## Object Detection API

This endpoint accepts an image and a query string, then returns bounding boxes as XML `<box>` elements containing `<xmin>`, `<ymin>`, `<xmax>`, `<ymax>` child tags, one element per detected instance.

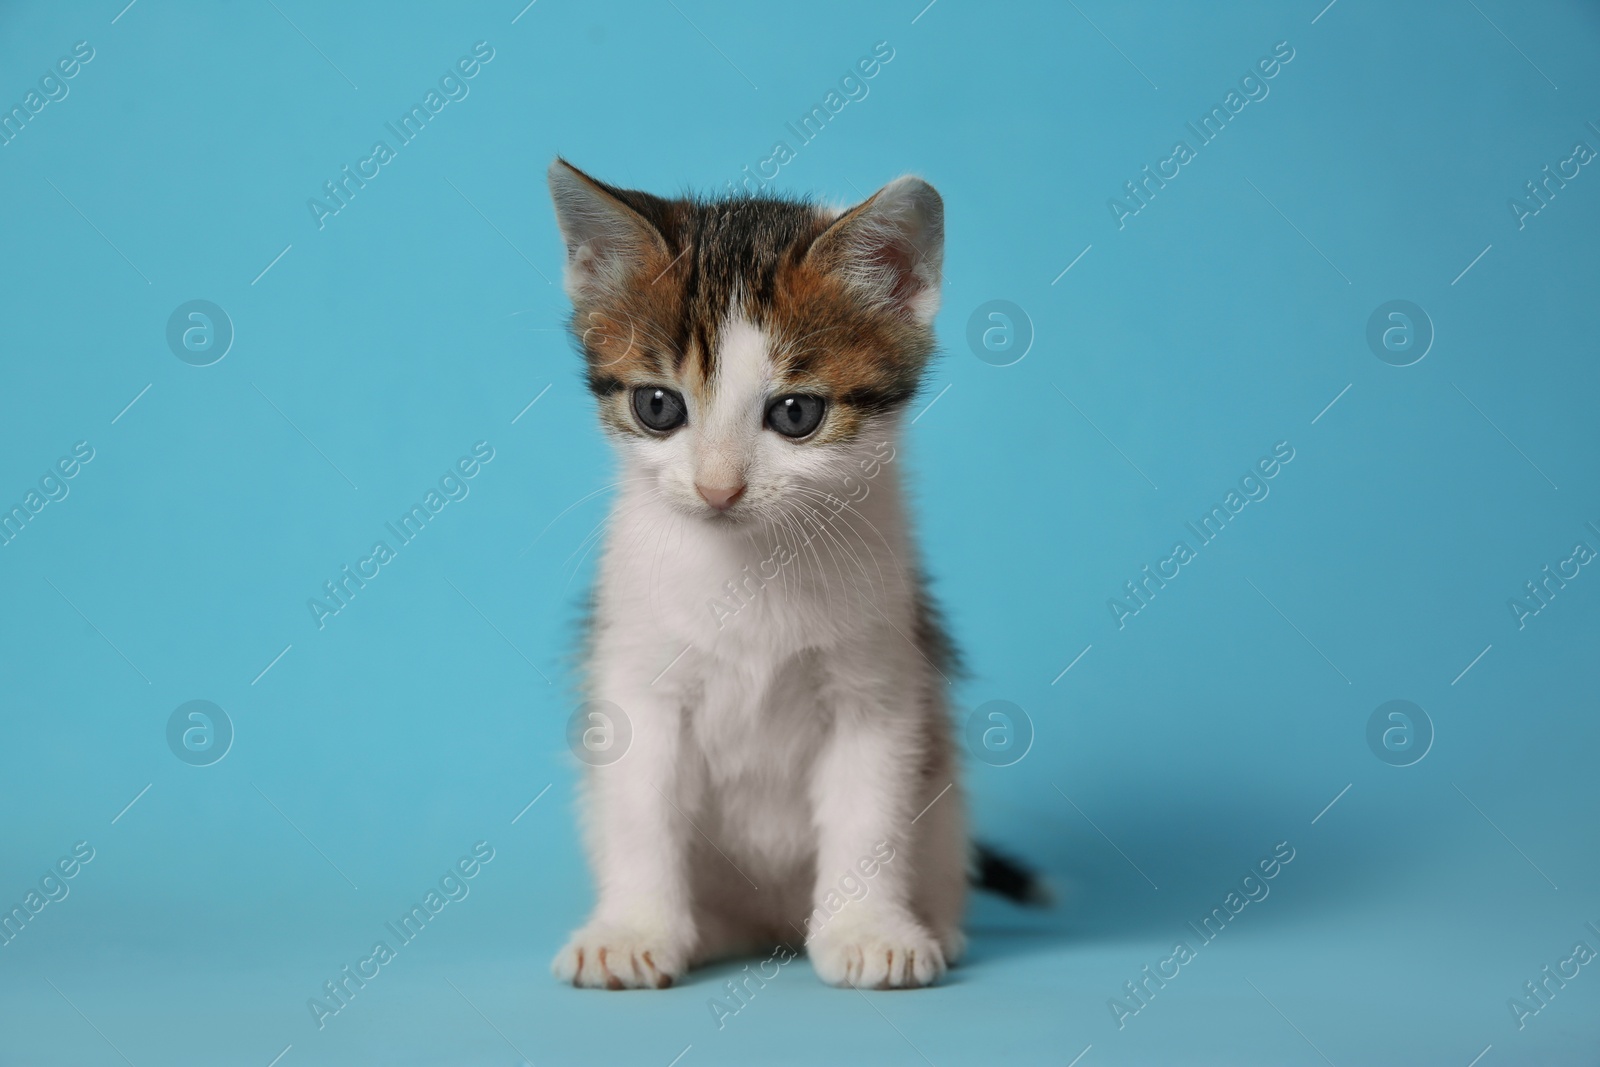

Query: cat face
<box><xmin>548</xmin><ymin>160</ymin><xmax>943</xmax><ymax>525</ymax></box>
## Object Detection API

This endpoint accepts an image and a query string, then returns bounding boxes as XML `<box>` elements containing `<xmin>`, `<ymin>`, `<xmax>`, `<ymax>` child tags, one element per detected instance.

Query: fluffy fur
<box><xmin>547</xmin><ymin>159</ymin><xmax>964</xmax><ymax>990</ymax></box>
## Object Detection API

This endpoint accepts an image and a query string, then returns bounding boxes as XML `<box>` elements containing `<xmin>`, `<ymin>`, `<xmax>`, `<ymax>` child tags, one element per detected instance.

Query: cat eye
<box><xmin>765</xmin><ymin>394</ymin><xmax>826</xmax><ymax>439</ymax></box>
<box><xmin>631</xmin><ymin>386</ymin><xmax>687</xmax><ymax>433</ymax></box>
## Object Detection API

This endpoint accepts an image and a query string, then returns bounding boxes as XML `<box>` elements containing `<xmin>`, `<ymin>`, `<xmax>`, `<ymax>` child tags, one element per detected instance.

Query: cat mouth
<box><xmin>700</xmin><ymin>505</ymin><xmax>748</xmax><ymax>524</ymax></box>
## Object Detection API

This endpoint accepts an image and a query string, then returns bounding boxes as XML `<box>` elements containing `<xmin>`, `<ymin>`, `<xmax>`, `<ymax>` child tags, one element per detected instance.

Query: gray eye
<box><xmin>632</xmin><ymin>386</ymin><xmax>687</xmax><ymax>433</ymax></box>
<box><xmin>766</xmin><ymin>394</ymin><xmax>826</xmax><ymax>439</ymax></box>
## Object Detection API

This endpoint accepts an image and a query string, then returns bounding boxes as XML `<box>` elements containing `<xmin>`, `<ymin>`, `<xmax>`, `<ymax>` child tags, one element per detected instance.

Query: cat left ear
<box><xmin>548</xmin><ymin>158</ymin><xmax>670</xmax><ymax>300</ymax></box>
<box><xmin>807</xmin><ymin>176</ymin><xmax>944</xmax><ymax>325</ymax></box>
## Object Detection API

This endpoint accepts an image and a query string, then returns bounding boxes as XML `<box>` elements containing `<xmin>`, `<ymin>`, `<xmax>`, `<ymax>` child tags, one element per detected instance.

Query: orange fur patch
<box><xmin>567</xmin><ymin>190</ymin><xmax>934</xmax><ymax>443</ymax></box>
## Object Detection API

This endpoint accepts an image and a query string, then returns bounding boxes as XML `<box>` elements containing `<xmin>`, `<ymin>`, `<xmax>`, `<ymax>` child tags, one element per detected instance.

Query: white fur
<box><xmin>553</xmin><ymin>312</ymin><xmax>965</xmax><ymax>990</ymax></box>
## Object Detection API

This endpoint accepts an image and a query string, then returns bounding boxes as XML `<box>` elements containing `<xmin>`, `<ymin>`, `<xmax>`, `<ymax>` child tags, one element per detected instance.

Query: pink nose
<box><xmin>697</xmin><ymin>482</ymin><xmax>746</xmax><ymax>511</ymax></box>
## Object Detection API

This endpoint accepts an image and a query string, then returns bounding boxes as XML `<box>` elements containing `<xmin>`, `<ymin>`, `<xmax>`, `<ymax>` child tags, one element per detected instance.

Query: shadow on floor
<box><xmin>959</xmin><ymin>782</ymin><xmax>1421</xmax><ymax>965</ymax></box>
<box><xmin>675</xmin><ymin>784</ymin><xmax>1417</xmax><ymax>984</ymax></box>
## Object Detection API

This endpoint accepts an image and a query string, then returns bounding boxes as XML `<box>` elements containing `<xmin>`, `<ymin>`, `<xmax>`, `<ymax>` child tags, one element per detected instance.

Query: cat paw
<box><xmin>939</xmin><ymin>927</ymin><xmax>967</xmax><ymax>966</ymax></box>
<box><xmin>808</xmin><ymin>918</ymin><xmax>947</xmax><ymax>989</ymax></box>
<box><xmin>551</xmin><ymin>923</ymin><xmax>687</xmax><ymax>989</ymax></box>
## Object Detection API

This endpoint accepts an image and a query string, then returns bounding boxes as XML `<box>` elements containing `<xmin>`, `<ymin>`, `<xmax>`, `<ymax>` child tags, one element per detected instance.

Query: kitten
<box><xmin>547</xmin><ymin>159</ymin><xmax>967</xmax><ymax>990</ymax></box>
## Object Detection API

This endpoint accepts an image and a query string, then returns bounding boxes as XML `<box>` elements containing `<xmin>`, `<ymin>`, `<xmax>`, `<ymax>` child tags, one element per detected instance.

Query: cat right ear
<box><xmin>548</xmin><ymin>159</ymin><xmax>670</xmax><ymax>300</ymax></box>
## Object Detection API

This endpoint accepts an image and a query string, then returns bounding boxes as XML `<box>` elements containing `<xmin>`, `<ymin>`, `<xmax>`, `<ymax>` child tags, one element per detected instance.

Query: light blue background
<box><xmin>2</xmin><ymin>1</ymin><xmax>1598</xmax><ymax>1064</ymax></box>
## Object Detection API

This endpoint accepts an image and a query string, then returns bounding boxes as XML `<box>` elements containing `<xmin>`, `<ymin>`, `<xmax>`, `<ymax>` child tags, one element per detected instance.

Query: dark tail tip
<box><xmin>971</xmin><ymin>842</ymin><xmax>1053</xmax><ymax>907</ymax></box>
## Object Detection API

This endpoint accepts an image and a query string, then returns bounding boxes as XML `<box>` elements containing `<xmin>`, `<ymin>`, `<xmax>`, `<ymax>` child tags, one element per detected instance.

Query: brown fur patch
<box><xmin>559</xmin><ymin>164</ymin><xmax>936</xmax><ymax>443</ymax></box>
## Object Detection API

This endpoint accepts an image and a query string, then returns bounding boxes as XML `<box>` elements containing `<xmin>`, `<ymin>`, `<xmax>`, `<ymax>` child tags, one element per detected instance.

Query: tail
<box><xmin>970</xmin><ymin>842</ymin><xmax>1052</xmax><ymax>906</ymax></box>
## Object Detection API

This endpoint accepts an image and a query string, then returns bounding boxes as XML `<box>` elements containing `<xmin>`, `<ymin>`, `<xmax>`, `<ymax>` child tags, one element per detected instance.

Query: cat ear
<box><xmin>807</xmin><ymin>176</ymin><xmax>944</xmax><ymax>324</ymax></box>
<box><xmin>547</xmin><ymin>158</ymin><xmax>670</xmax><ymax>300</ymax></box>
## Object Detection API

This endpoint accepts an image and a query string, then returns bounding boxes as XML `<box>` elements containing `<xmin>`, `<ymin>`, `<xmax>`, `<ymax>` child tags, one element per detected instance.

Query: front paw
<box><xmin>551</xmin><ymin>922</ymin><xmax>688</xmax><ymax>989</ymax></box>
<box><xmin>808</xmin><ymin>916</ymin><xmax>947</xmax><ymax>989</ymax></box>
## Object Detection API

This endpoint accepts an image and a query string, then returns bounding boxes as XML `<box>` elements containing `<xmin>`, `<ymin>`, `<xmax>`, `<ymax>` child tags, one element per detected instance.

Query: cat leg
<box><xmin>910</xmin><ymin>747</ymin><xmax>968</xmax><ymax>966</ymax></box>
<box><xmin>552</xmin><ymin>679</ymin><xmax>698</xmax><ymax>989</ymax></box>
<box><xmin>804</xmin><ymin>664</ymin><xmax>953</xmax><ymax>989</ymax></box>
